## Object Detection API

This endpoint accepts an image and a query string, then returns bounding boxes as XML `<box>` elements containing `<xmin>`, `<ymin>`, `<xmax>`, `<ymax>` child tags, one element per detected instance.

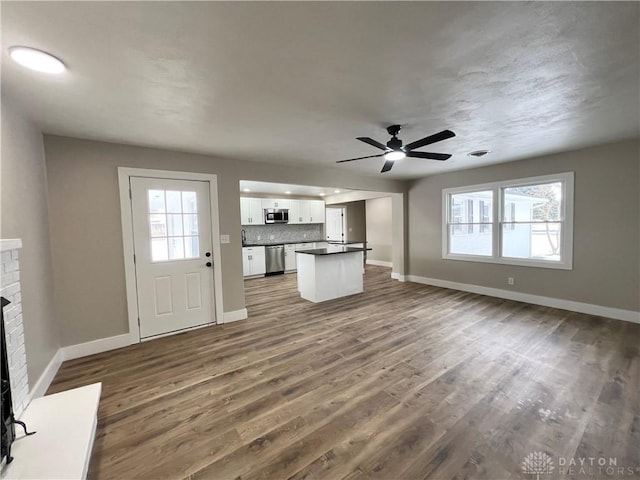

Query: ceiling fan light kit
<box><xmin>337</xmin><ymin>125</ymin><xmax>455</xmax><ymax>173</ymax></box>
<box><xmin>384</xmin><ymin>150</ymin><xmax>406</xmax><ymax>161</ymax></box>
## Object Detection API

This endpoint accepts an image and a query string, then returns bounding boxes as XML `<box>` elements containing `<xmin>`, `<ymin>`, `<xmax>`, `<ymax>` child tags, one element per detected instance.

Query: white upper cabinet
<box><xmin>240</xmin><ymin>198</ymin><xmax>264</xmax><ymax>225</ymax></box>
<box><xmin>261</xmin><ymin>198</ymin><xmax>290</xmax><ymax>210</ymax></box>
<box><xmin>309</xmin><ymin>200</ymin><xmax>325</xmax><ymax>224</ymax></box>
<box><xmin>296</xmin><ymin>201</ymin><xmax>310</xmax><ymax>224</ymax></box>
<box><xmin>242</xmin><ymin>197</ymin><xmax>325</xmax><ymax>225</ymax></box>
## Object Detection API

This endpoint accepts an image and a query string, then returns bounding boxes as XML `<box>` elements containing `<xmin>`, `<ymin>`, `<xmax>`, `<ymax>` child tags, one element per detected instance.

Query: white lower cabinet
<box><xmin>285</xmin><ymin>243</ymin><xmax>315</xmax><ymax>273</ymax></box>
<box><xmin>242</xmin><ymin>246</ymin><xmax>266</xmax><ymax>277</ymax></box>
<box><xmin>284</xmin><ymin>244</ymin><xmax>297</xmax><ymax>271</ymax></box>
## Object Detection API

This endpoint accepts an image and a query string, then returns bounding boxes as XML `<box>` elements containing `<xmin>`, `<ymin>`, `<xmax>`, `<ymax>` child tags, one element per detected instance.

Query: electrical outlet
<box><xmin>303</xmin><ymin>234</ymin><xmax>307</xmax><ymax>238</ymax></box>
<box><xmin>507</xmin><ymin>277</ymin><xmax>515</xmax><ymax>285</ymax></box>
<box><xmin>257</xmin><ymin>235</ymin><xmax>261</xmax><ymax>240</ymax></box>
<box><xmin>269</xmin><ymin>235</ymin><xmax>274</xmax><ymax>240</ymax></box>
<box><xmin>220</xmin><ymin>234</ymin><xmax>230</xmax><ymax>244</ymax></box>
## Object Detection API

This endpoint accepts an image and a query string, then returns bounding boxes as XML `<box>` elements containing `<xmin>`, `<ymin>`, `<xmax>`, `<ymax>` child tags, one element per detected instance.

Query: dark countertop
<box><xmin>295</xmin><ymin>246</ymin><xmax>372</xmax><ymax>256</ymax></box>
<box><xmin>328</xmin><ymin>240</ymin><xmax>367</xmax><ymax>245</ymax></box>
<box><xmin>242</xmin><ymin>239</ymin><xmax>325</xmax><ymax>247</ymax></box>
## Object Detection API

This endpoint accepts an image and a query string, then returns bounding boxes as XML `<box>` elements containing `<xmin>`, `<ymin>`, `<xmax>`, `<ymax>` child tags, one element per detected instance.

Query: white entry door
<box><xmin>326</xmin><ymin>207</ymin><xmax>346</xmax><ymax>242</ymax></box>
<box><xmin>130</xmin><ymin>177</ymin><xmax>215</xmax><ymax>339</ymax></box>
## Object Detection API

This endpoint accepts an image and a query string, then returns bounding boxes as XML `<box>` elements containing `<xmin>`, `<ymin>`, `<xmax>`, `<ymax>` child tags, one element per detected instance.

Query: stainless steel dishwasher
<box><xmin>265</xmin><ymin>245</ymin><xmax>285</xmax><ymax>276</ymax></box>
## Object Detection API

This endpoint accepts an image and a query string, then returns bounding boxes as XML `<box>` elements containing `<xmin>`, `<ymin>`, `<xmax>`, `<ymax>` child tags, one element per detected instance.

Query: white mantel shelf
<box><xmin>2</xmin><ymin>383</ymin><xmax>102</xmax><ymax>480</ymax></box>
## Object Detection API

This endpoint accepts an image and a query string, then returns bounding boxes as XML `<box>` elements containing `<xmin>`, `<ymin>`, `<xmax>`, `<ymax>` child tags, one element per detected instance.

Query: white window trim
<box><xmin>441</xmin><ymin>172</ymin><xmax>574</xmax><ymax>270</ymax></box>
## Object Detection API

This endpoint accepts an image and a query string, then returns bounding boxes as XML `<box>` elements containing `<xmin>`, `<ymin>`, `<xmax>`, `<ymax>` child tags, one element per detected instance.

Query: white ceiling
<box><xmin>2</xmin><ymin>2</ymin><xmax>638</xmax><ymax>180</ymax></box>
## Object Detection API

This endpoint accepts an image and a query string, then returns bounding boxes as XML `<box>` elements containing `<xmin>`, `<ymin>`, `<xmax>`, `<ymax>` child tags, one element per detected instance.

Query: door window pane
<box><xmin>166</xmin><ymin>191</ymin><xmax>182</xmax><ymax>213</ymax></box>
<box><xmin>182</xmin><ymin>191</ymin><xmax>197</xmax><ymax>213</ymax></box>
<box><xmin>183</xmin><ymin>214</ymin><xmax>198</xmax><ymax>236</ymax></box>
<box><xmin>167</xmin><ymin>214</ymin><xmax>184</xmax><ymax>236</ymax></box>
<box><xmin>184</xmin><ymin>236</ymin><xmax>199</xmax><ymax>258</ymax></box>
<box><xmin>149</xmin><ymin>214</ymin><xmax>167</xmax><ymax>237</ymax></box>
<box><xmin>148</xmin><ymin>190</ymin><xmax>165</xmax><ymax>213</ymax></box>
<box><xmin>148</xmin><ymin>189</ymin><xmax>200</xmax><ymax>262</ymax></box>
<box><xmin>168</xmin><ymin>237</ymin><xmax>185</xmax><ymax>260</ymax></box>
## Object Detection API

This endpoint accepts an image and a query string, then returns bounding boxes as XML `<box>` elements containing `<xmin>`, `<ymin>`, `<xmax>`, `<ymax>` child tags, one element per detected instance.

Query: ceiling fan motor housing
<box><xmin>387</xmin><ymin>136</ymin><xmax>403</xmax><ymax>150</ymax></box>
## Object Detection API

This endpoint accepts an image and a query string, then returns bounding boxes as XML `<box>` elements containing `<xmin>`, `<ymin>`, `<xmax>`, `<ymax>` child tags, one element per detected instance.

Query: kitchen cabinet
<box><xmin>242</xmin><ymin>197</ymin><xmax>324</xmax><ymax>225</ymax></box>
<box><xmin>240</xmin><ymin>198</ymin><xmax>264</xmax><ymax>225</ymax></box>
<box><xmin>242</xmin><ymin>246</ymin><xmax>266</xmax><ymax>277</ymax></box>
<box><xmin>309</xmin><ymin>200</ymin><xmax>325</xmax><ymax>224</ymax></box>
<box><xmin>289</xmin><ymin>200</ymin><xmax>325</xmax><ymax>224</ymax></box>
<box><xmin>284</xmin><ymin>244</ymin><xmax>297</xmax><ymax>271</ymax></box>
<box><xmin>261</xmin><ymin>198</ymin><xmax>290</xmax><ymax>210</ymax></box>
<box><xmin>288</xmin><ymin>200</ymin><xmax>308</xmax><ymax>224</ymax></box>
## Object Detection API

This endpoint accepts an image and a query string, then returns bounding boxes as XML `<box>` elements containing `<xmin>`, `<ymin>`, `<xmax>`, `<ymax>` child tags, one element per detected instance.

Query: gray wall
<box><xmin>408</xmin><ymin>138</ymin><xmax>640</xmax><ymax>311</ymax></box>
<box><xmin>1</xmin><ymin>96</ymin><xmax>60</xmax><ymax>386</ymax></box>
<box><xmin>345</xmin><ymin>201</ymin><xmax>366</xmax><ymax>243</ymax></box>
<box><xmin>43</xmin><ymin>135</ymin><xmax>405</xmax><ymax>346</ymax></box>
<box><xmin>366</xmin><ymin>197</ymin><xmax>393</xmax><ymax>263</ymax></box>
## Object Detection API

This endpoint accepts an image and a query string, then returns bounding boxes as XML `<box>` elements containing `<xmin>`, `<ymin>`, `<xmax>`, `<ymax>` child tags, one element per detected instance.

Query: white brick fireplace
<box><xmin>1</xmin><ymin>238</ymin><xmax>29</xmax><ymax>417</ymax></box>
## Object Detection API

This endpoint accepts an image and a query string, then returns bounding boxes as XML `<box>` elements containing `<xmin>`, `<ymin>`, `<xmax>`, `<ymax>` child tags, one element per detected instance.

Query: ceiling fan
<box><xmin>337</xmin><ymin>125</ymin><xmax>455</xmax><ymax>173</ymax></box>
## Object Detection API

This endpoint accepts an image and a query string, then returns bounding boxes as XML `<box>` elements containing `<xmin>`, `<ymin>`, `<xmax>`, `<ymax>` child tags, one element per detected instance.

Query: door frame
<box><xmin>118</xmin><ymin>167</ymin><xmax>224</xmax><ymax>344</ymax></box>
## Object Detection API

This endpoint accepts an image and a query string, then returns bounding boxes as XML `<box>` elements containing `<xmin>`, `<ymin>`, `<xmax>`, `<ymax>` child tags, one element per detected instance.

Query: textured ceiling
<box><xmin>2</xmin><ymin>2</ymin><xmax>638</xmax><ymax>179</ymax></box>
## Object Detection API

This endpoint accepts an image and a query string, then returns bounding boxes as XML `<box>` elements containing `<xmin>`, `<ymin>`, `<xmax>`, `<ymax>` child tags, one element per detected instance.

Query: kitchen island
<box><xmin>296</xmin><ymin>246</ymin><xmax>370</xmax><ymax>303</ymax></box>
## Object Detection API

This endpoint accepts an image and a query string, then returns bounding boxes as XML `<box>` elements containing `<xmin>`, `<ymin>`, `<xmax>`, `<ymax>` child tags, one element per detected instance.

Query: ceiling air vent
<box><xmin>467</xmin><ymin>150</ymin><xmax>490</xmax><ymax>158</ymax></box>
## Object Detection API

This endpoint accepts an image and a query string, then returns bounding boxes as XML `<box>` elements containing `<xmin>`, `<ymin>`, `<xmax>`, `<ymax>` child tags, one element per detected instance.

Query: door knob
<box><xmin>206</xmin><ymin>262</ymin><xmax>212</xmax><ymax>267</ymax></box>
<box><xmin>205</xmin><ymin>252</ymin><xmax>211</xmax><ymax>257</ymax></box>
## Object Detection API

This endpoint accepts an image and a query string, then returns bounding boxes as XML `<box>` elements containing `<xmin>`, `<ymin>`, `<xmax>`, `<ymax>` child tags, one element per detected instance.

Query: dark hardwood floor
<box><xmin>48</xmin><ymin>266</ymin><xmax>640</xmax><ymax>479</ymax></box>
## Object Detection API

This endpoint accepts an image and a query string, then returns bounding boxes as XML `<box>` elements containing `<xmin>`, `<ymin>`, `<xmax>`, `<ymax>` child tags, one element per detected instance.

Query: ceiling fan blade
<box><xmin>336</xmin><ymin>153</ymin><xmax>384</xmax><ymax>163</ymax></box>
<box><xmin>381</xmin><ymin>160</ymin><xmax>394</xmax><ymax>173</ymax></box>
<box><xmin>406</xmin><ymin>151</ymin><xmax>452</xmax><ymax>161</ymax></box>
<box><xmin>405</xmin><ymin>129</ymin><xmax>455</xmax><ymax>151</ymax></box>
<box><xmin>357</xmin><ymin>137</ymin><xmax>387</xmax><ymax>151</ymax></box>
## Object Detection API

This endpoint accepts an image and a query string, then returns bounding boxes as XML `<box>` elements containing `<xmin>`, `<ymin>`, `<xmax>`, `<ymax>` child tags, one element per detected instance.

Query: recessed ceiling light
<box><xmin>319</xmin><ymin>193</ymin><xmax>325</xmax><ymax>197</ymax></box>
<box><xmin>468</xmin><ymin>150</ymin><xmax>490</xmax><ymax>158</ymax></box>
<box><xmin>384</xmin><ymin>151</ymin><xmax>406</xmax><ymax>161</ymax></box>
<box><xmin>334</xmin><ymin>190</ymin><xmax>341</xmax><ymax>194</ymax></box>
<box><xmin>285</xmin><ymin>191</ymin><xmax>291</xmax><ymax>194</ymax></box>
<box><xmin>243</xmin><ymin>188</ymin><xmax>250</xmax><ymax>192</ymax></box>
<box><xmin>9</xmin><ymin>46</ymin><xmax>66</xmax><ymax>74</ymax></box>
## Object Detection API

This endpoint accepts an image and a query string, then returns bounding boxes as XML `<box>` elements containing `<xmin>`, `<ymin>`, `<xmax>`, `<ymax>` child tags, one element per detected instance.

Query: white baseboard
<box><xmin>223</xmin><ymin>308</ymin><xmax>248</xmax><ymax>323</ymax></box>
<box><xmin>366</xmin><ymin>259</ymin><xmax>392</xmax><ymax>268</ymax></box>
<box><xmin>61</xmin><ymin>333</ymin><xmax>131</xmax><ymax>361</ymax></box>
<box><xmin>407</xmin><ymin>275</ymin><xmax>640</xmax><ymax>324</ymax></box>
<box><xmin>391</xmin><ymin>272</ymin><xmax>407</xmax><ymax>282</ymax></box>
<box><xmin>26</xmin><ymin>349</ymin><xmax>63</xmax><ymax>404</ymax></box>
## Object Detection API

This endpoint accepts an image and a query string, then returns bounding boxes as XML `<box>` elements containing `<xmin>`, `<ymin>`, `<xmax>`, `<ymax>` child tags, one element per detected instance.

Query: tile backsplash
<box><xmin>242</xmin><ymin>224</ymin><xmax>324</xmax><ymax>244</ymax></box>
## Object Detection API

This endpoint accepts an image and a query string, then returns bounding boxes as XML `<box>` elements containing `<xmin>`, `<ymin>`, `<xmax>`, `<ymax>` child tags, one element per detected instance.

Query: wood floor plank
<box><xmin>46</xmin><ymin>265</ymin><xmax>640</xmax><ymax>479</ymax></box>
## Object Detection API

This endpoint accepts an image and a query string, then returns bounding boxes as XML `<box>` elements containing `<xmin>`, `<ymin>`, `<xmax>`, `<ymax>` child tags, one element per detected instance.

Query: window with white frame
<box><xmin>442</xmin><ymin>172</ymin><xmax>574</xmax><ymax>269</ymax></box>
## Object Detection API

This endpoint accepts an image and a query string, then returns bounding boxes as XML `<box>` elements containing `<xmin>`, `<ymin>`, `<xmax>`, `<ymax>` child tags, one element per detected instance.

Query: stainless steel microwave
<box><xmin>264</xmin><ymin>208</ymin><xmax>289</xmax><ymax>224</ymax></box>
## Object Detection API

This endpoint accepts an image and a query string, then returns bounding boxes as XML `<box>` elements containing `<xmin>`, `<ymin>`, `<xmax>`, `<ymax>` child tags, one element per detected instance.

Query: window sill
<box><xmin>442</xmin><ymin>253</ymin><xmax>573</xmax><ymax>270</ymax></box>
